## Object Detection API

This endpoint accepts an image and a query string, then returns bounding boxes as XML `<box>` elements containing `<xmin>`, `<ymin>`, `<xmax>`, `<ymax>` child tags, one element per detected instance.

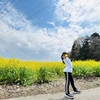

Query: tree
<box><xmin>70</xmin><ymin>32</ymin><xmax>100</xmax><ymax>61</ymax></box>
<box><xmin>70</xmin><ymin>41</ymin><xmax>81</xmax><ymax>60</ymax></box>
<box><xmin>79</xmin><ymin>40</ymin><xmax>89</xmax><ymax>60</ymax></box>
<box><xmin>89</xmin><ymin>36</ymin><xmax>100</xmax><ymax>61</ymax></box>
<box><xmin>91</xmin><ymin>32</ymin><xmax>99</xmax><ymax>38</ymax></box>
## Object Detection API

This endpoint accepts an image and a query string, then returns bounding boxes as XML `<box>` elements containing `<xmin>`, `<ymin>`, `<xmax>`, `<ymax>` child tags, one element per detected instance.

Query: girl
<box><xmin>61</xmin><ymin>52</ymin><xmax>80</xmax><ymax>99</ymax></box>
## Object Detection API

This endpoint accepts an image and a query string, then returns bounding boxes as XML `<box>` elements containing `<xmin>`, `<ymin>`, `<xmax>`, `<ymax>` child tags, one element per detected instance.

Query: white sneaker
<box><xmin>73</xmin><ymin>90</ymin><xmax>81</xmax><ymax>94</ymax></box>
<box><xmin>65</xmin><ymin>94</ymin><xmax>74</xmax><ymax>99</ymax></box>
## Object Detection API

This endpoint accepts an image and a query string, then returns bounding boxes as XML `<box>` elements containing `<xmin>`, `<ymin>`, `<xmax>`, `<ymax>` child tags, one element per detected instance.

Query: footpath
<box><xmin>4</xmin><ymin>87</ymin><xmax>100</xmax><ymax>100</ymax></box>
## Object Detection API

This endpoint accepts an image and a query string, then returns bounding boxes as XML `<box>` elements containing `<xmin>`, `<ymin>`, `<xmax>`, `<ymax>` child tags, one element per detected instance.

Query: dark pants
<box><xmin>64</xmin><ymin>72</ymin><xmax>77</xmax><ymax>94</ymax></box>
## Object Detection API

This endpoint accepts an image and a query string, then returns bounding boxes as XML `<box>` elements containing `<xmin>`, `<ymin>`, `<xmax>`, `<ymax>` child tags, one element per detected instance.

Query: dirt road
<box><xmin>4</xmin><ymin>87</ymin><xmax>100</xmax><ymax>100</ymax></box>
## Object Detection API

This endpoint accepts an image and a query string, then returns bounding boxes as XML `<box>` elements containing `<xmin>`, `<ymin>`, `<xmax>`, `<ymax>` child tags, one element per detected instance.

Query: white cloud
<box><xmin>47</xmin><ymin>21</ymin><xmax>55</xmax><ymax>27</ymax></box>
<box><xmin>0</xmin><ymin>0</ymin><xmax>100</xmax><ymax>61</ymax></box>
<box><xmin>54</xmin><ymin>0</ymin><xmax>100</xmax><ymax>36</ymax></box>
<box><xmin>0</xmin><ymin>2</ymin><xmax>72</xmax><ymax>61</ymax></box>
<box><xmin>55</xmin><ymin>0</ymin><xmax>100</xmax><ymax>23</ymax></box>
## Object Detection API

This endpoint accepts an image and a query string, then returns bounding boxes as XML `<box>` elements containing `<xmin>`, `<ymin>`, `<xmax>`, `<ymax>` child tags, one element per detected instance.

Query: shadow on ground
<box><xmin>48</xmin><ymin>96</ymin><xmax>71</xmax><ymax>100</ymax></box>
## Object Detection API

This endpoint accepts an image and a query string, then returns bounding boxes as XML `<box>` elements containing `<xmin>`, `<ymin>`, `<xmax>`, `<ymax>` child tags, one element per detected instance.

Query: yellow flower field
<box><xmin>0</xmin><ymin>57</ymin><xmax>100</xmax><ymax>85</ymax></box>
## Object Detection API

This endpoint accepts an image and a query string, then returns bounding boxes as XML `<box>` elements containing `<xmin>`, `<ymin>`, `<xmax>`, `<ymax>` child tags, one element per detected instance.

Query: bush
<box><xmin>0</xmin><ymin>66</ymin><xmax>34</xmax><ymax>85</ymax></box>
<box><xmin>18</xmin><ymin>67</ymin><xmax>34</xmax><ymax>85</ymax></box>
<box><xmin>0</xmin><ymin>66</ymin><xmax>19</xmax><ymax>84</ymax></box>
<box><xmin>73</xmin><ymin>66</ymin><xmax>96</xmax><ymax>78</ymax></box>
<box><xmin>93</xmin><ymin>66</ymin><xmax>100</xmax><ymax>77</ymax></box>
<box><xmin>36</xmin><ymin>67</ymin><xmax>52</xmax><ymax>84</ymax></box>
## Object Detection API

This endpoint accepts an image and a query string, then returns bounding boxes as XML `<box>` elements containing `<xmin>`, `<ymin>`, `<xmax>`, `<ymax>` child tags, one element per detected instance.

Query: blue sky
<box><xmin>0</xmin><ymin>0</ymin><xmax>100</xmax><ymax>61</ymax></box>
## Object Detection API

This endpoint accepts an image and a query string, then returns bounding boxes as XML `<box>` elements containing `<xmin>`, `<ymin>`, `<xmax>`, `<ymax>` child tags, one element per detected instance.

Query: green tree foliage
<box><xmin>70</xmin><ymin>33</ymin><xmax>100</xmax><ymax>61</ymax></box>
<box><xmin>70</xmin><ymin>41</ymin><xmax>81</xmax><ymax>60</ymax></box>
<box><xmin>89</xmin><ymin>33</ymin><xmax>100</xmax><ymax>60</ymax></box>
<box><xmin>79</xmin><ymin>39</ymin><xmax>89</xmax><ymax>60</ymax></box>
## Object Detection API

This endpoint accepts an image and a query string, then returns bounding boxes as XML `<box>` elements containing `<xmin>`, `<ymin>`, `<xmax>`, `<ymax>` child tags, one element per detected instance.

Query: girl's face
<box><xmin>62</xmin><ymin>55</ymin><xmax>66</xmax><ymax>59</ymax></box>
<box><xmin>62</xmin><ymin>54</ymin><xmax>68</xmax><ymax>59</ymax></box>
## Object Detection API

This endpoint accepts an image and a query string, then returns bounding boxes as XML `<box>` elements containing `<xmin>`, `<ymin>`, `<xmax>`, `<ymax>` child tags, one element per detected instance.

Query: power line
<box><xmin>0</xmin><ymin>0</ymin><xmax>21</xmax><ymax>40</ymax></box>
<box><xmin>0</xmin><ymin>0</ymin><xmax>8</xmax><ymax>13</ymax></box>
<box><xmin>27</xmin><ymin>1</ymin><xmax>55</xmax><ymax>20</ymax></box>
<box><xmin>0</xmin><ymin>0</ymin><xmax>46</xmax><ymax>35</ymax></box>
<box><xmin>0</xmin><ymin>0</ymin><xmax>54</xmax><ymax>37</ymax></box>
<box><xmin>0</xmin><ymin>3</ymin><xmax>65</xmax><ymax>41</ymax></box>
<box><xmin>34</xmin><ymin>4</ymin><xmax>65</xmax><ymax>23</ymax></box>
<box><xmin>0</xmin><ymin>0</ymin><xmax>21</xmax><ymax>19</ymax></box>
<box><xmin>0</xmin><ymin>0</ymin><xmax>22</xmax><ymax>33</ymax></box>
<box><xmin>23</xmin><ymin>0</ymin><xmax>46</xmax><ymax>16</ymax></box>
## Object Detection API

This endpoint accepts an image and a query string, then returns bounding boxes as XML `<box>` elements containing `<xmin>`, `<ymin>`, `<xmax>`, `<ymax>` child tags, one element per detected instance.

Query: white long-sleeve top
<box><xmin>63</xmin><ymin>57</ymin><xmax>73</xmax><ymax>73</ymax></box>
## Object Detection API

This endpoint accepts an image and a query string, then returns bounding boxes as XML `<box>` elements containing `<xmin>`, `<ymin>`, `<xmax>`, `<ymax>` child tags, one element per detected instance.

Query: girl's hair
<box><xmin>61</xmin><ymin>52</ymin><xmax>68</xmax><ymax>64</ymax></box>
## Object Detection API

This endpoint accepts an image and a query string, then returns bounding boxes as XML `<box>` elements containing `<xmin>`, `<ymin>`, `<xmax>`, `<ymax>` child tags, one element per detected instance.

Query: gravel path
<box><xmin>4</xmin><ymin>87</ymin><xmax>100</xmax><ymax>100</ymax></box>
<box><xmin>0</xmin><ymin>77</ymin><xmax>100</xmax><ymax>100</ymax></box>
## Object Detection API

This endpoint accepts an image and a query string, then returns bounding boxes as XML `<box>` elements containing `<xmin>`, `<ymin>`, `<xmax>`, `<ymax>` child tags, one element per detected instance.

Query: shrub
<box><xmin>36</xmin><ymin>67</ymin><xmax>53</xmax><ymax>84</ymax></box>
